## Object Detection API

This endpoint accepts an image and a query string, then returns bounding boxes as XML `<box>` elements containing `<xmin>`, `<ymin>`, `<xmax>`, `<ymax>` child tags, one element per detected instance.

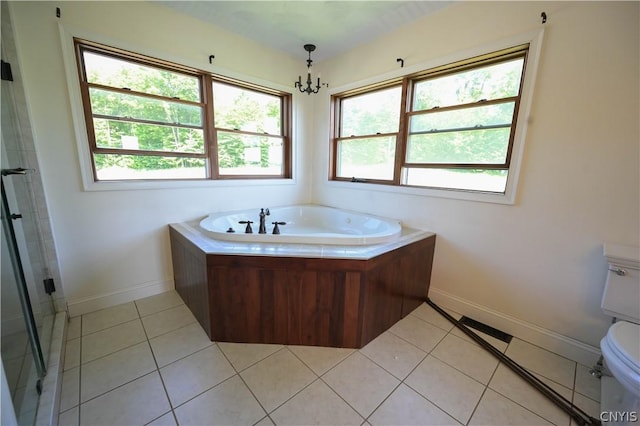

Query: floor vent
<box><xmin>459</xmin><ymin>316</ymin><xmax>513</xmax><ymax>344</ymax></box>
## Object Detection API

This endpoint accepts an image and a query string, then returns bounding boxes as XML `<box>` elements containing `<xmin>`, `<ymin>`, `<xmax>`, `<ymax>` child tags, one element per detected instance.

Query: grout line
<box><xmin>66</xmin><ymin>296</ymin><xmax>590</xmax><ymax>426</ymax></box>
<box><xmin>465</xmin><ymin>356</ymin><xmax>506</xmax><ymax>426</ymax></box>
<box><xmin>77</xmin><ymin>314</ymin><xmax>83</xmax><ymax>425</ymax></box>
<box><xmin>317</xmin><ymin>374</ymin><xmax>367</xmax><ymax>423</ymax></box>
<box><xmin>134</xmin><ymin>300</ymin><xmax>180</xmax><ymax>426</ymax></box>
<box><xmin>217</xmin><ymin>346</ymin><xmax>273</xmax><ymax>419</ymax></box>
<box><xmin>217</xmin><ymin>342</ymin><xmax>285</xmax><ymax>374</ymax></box>
<box><xmin>137</xmin><ymin>300</ymin><xmax>188</xmax><ymax>320</ymax></box>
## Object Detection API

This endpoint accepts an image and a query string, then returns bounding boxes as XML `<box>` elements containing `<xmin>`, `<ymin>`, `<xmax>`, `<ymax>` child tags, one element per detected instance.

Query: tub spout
<box><xmin>258</xmin><ymin>208</ymin><xmax>270</xmax><ymax>234</ymax></box>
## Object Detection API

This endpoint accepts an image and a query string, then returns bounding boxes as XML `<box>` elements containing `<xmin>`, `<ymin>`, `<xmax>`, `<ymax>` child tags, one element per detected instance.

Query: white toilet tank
<box><xmin>601</xmin><ymin>243</ymin><xmax>640</xmax><ymax>323</ymax></box>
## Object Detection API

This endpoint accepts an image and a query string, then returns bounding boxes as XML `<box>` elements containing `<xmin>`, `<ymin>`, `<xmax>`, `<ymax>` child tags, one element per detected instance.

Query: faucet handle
<box><xmin>271</xmin><ymin>221</ymin><xmax>285</xmax><ymax>234</ymax></box>
<box><xmin>238</xmin><ymin>220</ymin><xmax>254</xmax><ymax>233</ymax></box>
<box><xmin>265</xmin><ymin>208</ymin><xmax>270</xmax><ymax>215</ymax></box>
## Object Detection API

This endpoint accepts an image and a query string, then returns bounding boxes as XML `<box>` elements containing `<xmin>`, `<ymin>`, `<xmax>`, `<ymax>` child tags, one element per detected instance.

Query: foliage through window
<box><xmin>331</xmin><ymin>45</ymin><xmax>529</xmax><ymax>194</ymax></box>
<box><xmin>75</xmin><ymin>39</ymin><xmax>291</xmax><ymax>181</ymax></box>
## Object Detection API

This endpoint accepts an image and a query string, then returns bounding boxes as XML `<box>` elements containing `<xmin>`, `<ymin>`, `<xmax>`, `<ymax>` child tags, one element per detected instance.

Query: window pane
<box><xmin>93</xmin><ymin>119</ymin><xmax>204</xmax><ymax>153</ymax></box>
<box><xmin>89</xmin><ymin>88</ymin><xmax>202</xmax><ymax>127</ymax></box>
<box><xmin>94</xmin><ymin>153</ymin><xmax>206</xmax><ymax>180</ymax></box>
<box><xmin>341</xmin><ymin>86</ymin><xmax>401</xmax><ymax>136</ymax></box>
<box><xmin>413</xmin><ymin>58</ymin><xmax>524</xmax><ymax>110</ymax></box>
<box><xmin>83</xmin><ymin>51</ymin><xmax>200</xmax><ymax>102</ymax></box>
<box><xmin>404</xmin><ymin>168</ymin><xmax>508</xmax><ymax>192</ymax></box>
<box><xmin>406</xmin><ymin>128</ymin><xmax>511</xmax><ymax>164</ymax></box>
<box><xmin>336</xmin><ymin>136</ymin><xmax>395</xmax><ymax>180</ymax></box>
<box><xmin>217</xmin><ymin>131</ymin><xmax>282</xmax><ymax>175</ymax></box>
<box><xmin>410</xmin><ymin>102</ymin><xmax>515</xmax><ymax>133</ymax></box>
<box><xmin>213</xmin><ymin>82</ymin><xmax>281</xmax><ymax>134</ymax></box>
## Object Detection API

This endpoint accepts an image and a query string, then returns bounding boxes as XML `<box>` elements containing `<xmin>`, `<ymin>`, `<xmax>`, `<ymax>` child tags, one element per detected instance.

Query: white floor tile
<box><xmin>58</xmin><ymin>406</ymin><xmax>78</xmax><ymax>426</ymax></box>
<box><xmin>431</xmin><ymin>333</ymin><xmax>500</xmax><ymax>384</ymax></box>
<box><xmin>145</xmin><ymin>411</ymin><xmax>177</xmax><ymax>426</ymax></box>
<box><xmin>409</xmin><ymin>303</ymin><xmax>459</xmax><ymax>332</ymax></box>
<box><xmin>359</xmin><ymin>331</ymin><xmax>427</xmax><ymax>380</ymax></box>
<box><xmin>388</xmin><ymin>314</ymin><xmax>448</xmax><ymax>353</ymax></box>
<box><xmin>240</xmin><ymin>348</ymin><xmax>316</xmax><ymax>413</ymax></box>
<box><xmin>160</xmin><ymin>345</ymin><xmax>235</xmax><ymax>407</ymax></box>
<box><xmin>141</xmin><ymin>304</ymin><xmax>196</xmax><ymax>339</ymax></box>
<box><xmin>323</xmin><ymin>351</ymin><xmax>400</xmax><ymax>418</ymax></box>
<box><xmin>574</xmin><ymin>364</ymin><xmax>601</xmax><ymax>402</ymax></box>
<box><xmin>489</xmin><ymin>363</ymin><xmax>571</xmax><ymax>426</ymax></box>
<box><xmin>405</xmin><ymin>355</ymin><xmax>485</xmax><ymax>424</ymax></box>
<box><xmin>66</xmin><ymin>316</ymin><xmax>81</xmax><ymax>341</ymax></box>
<box><xmin>149</xmin><ymin>322</ymin><xmax>213</xmax><ymax>367</ymax></box>
<box><xmin>369</xmin><ymin>383</ymin><xmax>461</xmax><ymax>426</ymax></box>
<box><xmin>135</xmin><ymin>290</ymin><xmax>185</xmax><ymax>317</ymax></box>
<box><xmin>270</xmin><ymin>379</ymin><xmax>363</xmax><ymax>425</ymax></box>
<box><xmin>81</xmin><ymin>341</ymin><xmax>156</xmax><ymax>403</ymax></box>
<box><xmin>59</xmin><ymin>367</ymin><xmax>79</xmax><ymax>413</ymax></box>
<box><xmin>217</xmin><ymin>342</ymin><xmax>283</xmax><ymax>372</ymax></box>
<box><xmin>255</xmin><ymin>416</ymin><xmax>275</xmax><ymax>425</ymax></box>
<box><xmin>469</xmin><ymin>388</ymin><xmax>552</xmax><ymax>425</ymax></box>
<box><xmin>288</xmin><ymin>345</ymin><xmax>354</xmax><ymax>376</ymax></box>
<box><xmin>81</xmin><ymin>302</ymin><xmax>139</xmax><ymax>335</ymax></box>
<box><xmin>60</xmin><ymin>292</ymin><xmax>596</xmax><ymax>426</ymax></box>
<box><xmin>80</xmin><ymin>372</ymin><xmax>171</xmax><ymax>426</ymax></box>
<box><xmin>174</xmin><ymin>375</ymin><xmax>266</xmax><ymax>425</ymax></box>
<box><xmin>572</xmin><ymin>392</ymin><xmax>602</xmax><ymax>421</ymax></box>
<box><xmin>505</xmin><ymin>338</ymin><xmax>576</xmax><ymax>388</ymax></box>
<box><xmin>64</xmin><ymin>338</ymin><xmax>80</xmax><ymax>371</ymax></box>
<box><xmin>81</xmin><ymin>319</ymin><xmax>146</xmax><ymax>364</ymax></box>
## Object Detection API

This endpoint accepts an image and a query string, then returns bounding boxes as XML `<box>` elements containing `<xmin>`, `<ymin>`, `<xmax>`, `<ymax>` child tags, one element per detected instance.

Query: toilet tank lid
<box><xmin>604</xmin><ymin>243</ymin><xmax>640</xmax><ymax>268</ymax></box>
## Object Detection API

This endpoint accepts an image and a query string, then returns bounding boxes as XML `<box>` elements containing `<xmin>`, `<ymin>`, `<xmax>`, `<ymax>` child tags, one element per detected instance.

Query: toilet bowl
<box><xmin>600</xmin><ymin>243</ymin><xmax>640</xmax><ymax>423</ymax></box>
<box><xmin>601</xmin><ymin>321</ymin><xmax>640</xmax><ymax>397</ymax></box>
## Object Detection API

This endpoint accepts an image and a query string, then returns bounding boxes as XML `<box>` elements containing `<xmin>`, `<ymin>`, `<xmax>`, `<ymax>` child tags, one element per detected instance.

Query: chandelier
<box><xmin>295</xmin><ymin>44</ymin><xmax>324</xmax><ymax>95</ymax></box>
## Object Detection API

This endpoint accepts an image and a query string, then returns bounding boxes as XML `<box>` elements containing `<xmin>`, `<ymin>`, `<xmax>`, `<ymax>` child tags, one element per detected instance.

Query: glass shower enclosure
<box><xmin>1</xmin><ymin>9</ymin><xmax>57</xmax><ymax>422</ymax></box>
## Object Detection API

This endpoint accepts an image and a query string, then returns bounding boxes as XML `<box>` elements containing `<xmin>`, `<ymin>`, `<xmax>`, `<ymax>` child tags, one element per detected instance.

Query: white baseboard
<box><xmin>67</xmin><ymin>279</ymin><xmax>174</xmax><ymax>317</ymax></box>
<box><xmin>429</xmin><ymin>287</ymin><xmax>602</xmax><ymax>367</ymax></box>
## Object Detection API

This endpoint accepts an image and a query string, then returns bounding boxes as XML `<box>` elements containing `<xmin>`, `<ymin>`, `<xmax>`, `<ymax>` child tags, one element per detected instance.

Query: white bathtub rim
<box><xmin>199</xmin><ymin>204</ymin><xmax>403</xmax><ymax>246</ymax></box>
<box><xmin>171</xmin><ymin>220</ymin><xmax>434</xmax><ymax>260</ymax></box>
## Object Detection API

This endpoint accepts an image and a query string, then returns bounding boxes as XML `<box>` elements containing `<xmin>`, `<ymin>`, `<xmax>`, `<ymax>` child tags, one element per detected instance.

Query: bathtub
<box><xmin>199</xmin><ymin>205</ymin><xmax>402</xmax><ymax>246</ymax></box>
<box><xmin>171</xmin><ymin>210</ymin><xmax>436</xmax><ymax>348</ymax></box>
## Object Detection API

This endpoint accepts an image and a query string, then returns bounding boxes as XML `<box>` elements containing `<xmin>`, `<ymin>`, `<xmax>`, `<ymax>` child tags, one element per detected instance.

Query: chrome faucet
<box><xmin>258</xmin><ymin>208</ymin><xmax>270</xmax><ymax>234</ymax></box>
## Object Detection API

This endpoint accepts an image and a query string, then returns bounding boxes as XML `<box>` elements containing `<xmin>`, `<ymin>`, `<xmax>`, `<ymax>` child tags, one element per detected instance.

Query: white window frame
<box><xmin>328</xmin><ymin>29</ymin><xmax>544</xmax><ymax>205</ymax></box>
<box><xmin>58</xmin><ymin>23</ymin><xmax>298</xmax><ymax>191</ymax></box>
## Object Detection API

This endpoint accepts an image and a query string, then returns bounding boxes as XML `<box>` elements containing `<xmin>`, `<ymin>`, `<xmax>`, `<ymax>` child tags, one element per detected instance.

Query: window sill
<box><xmin>82</xmin><ymin>177</ymin><xmax>296</xmax><ymax>192</ymax></box>
<box><xmin>325</xmin><ymin>179</ymin><xmax>517</xmax><ymax>205</ymax></box>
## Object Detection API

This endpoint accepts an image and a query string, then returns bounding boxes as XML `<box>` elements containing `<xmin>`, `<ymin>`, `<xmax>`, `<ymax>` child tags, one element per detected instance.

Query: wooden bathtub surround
<box><xmin>169</xmin><ymin>226</ymin><xmax>435</xmax><ymax>349</ymax></box>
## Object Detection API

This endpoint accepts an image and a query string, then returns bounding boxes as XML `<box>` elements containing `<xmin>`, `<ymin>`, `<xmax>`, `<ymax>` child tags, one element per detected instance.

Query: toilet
<box><xmin>600</xmin><ymin>243</ymin><xmax>640</xmax><ymax>423</ymax></box>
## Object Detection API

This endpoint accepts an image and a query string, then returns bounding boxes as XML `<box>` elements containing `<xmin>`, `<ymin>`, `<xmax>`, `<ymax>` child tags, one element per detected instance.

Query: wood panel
<box><xmin>170</xmin><ymin>228</ymin><xmax>210</xmax><ymax>337</ymax></box>
<box><xmin>170</xmin><ymin>226</ymin><xmax>435</xmax><ymax>348</ymax></box>
<box><xmin>401</xmin><ymin>237</ymin><xmax>435</xmax><ymax>317</ymax></box>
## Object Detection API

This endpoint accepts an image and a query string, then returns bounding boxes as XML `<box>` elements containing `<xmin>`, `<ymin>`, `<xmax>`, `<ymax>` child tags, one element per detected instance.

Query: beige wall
<box><xmin>9</xmin><ymin>1</ymin><xmax>313</xmax><ymax>314</ymax></box>
<box><xmin>9</xmin><ymin>1</ymin><xmax>639</xmax><ymax>360</ymax></box>
<box><xmin>313</xmin><ymin>1</ymin><xmax>639</xmax><ymax>355</ymax></box>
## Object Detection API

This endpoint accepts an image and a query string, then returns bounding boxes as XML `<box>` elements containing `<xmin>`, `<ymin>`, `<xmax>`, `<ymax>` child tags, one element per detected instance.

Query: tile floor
<box><xmin>58</xmin><ymin>291</ymin><xmax>602</xmax><ymax>425</ymax></box>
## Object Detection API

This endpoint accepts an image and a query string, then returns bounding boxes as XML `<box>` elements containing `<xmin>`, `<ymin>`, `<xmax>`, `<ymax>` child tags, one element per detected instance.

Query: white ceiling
<box><xmin>156</xmin><ymin>1</ymin><xmax>452</xmax><ymax>62</ymax></box>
